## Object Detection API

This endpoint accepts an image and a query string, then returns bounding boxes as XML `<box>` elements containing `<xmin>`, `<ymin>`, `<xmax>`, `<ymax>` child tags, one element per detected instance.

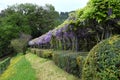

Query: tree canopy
<box><xmin>0</xmin><ymin>3</ymin><xmax>60</xmax><ymax>56</ymax></box>
<box><xmin>29</xmin><ymin>0</ymin><xmax>120</xmax><ymax>51</ymax></box>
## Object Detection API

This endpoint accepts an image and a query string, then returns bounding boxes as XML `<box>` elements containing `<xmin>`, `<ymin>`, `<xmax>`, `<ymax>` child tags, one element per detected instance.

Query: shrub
<box><xmin>10</xmin><ymin>33</ymin><xmax>31</xmax><ymax>54</ymax></box>
<box><xmin>52</xmin><ymin>51</ymin><xmax>88</xmax><ymax>77</ymax></box>
<box><xmin>82</xmin><ymin>35</ymin><xmax>120</xmax><ymax>80</ymax></box>
<box><xmin>36</xmin><ymin>49</ymin><xmax>53</xmax><ymax>58</ymax></box>
<box><xmin>76</xmin><ymin>56</ymin><xmax>85</xmax><ymax>78</ymax></box>
<box><xmin>10</xmin><ymin>39</ymin><xmax>28</xmax><ymax>53</ymax></box>
<box><xmin>29</xmin><ymin>48</ymin><xmax>53</xmax><ymax>59</ymax></box>
<box><xmin>0</xmin><ymin>57</ymin><xmax>11</xmax><ymax>74</ymax></box>
<box><xmin>28</xmin><ymin>48</ymin><xmax>36</xmax><ymax>54</ymax></box>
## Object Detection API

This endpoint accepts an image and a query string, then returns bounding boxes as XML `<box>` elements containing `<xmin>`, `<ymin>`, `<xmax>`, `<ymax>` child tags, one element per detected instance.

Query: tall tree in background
<box><xmin>0</xmin><ymin>3</ymin><xmax>59</xmax><ymax>56</ymax></box>
<box><xmin>28</xmin><ymin>4</ymin><xmax>59</xmax><ymax>37</ymax></box>
<box><xmin>59</xmin><ymin>12</ymin><xmax>69</xmax><ymax>23</ymax></box>
<box><xmin>0</xmin><ymin>3</ymin><xmax>59</xmax><ymax>37</ymax></box>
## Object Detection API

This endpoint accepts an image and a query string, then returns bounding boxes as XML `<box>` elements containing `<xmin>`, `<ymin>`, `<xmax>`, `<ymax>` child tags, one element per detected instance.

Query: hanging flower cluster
<box><xmin>29</xmin><ymin>31</ymin><xmax>52</xmax><ymax>46</ymax></box>
<box><xmin>29</xmin><ymin>21</ymin><xmax>75</xmax><ymax>46</ymax></box>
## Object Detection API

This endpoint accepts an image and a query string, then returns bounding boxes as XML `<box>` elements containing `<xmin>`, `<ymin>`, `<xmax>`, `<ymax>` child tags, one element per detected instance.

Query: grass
<box><xmin>25</xmin><ymin>53</ymin><xmax>79</xmax><ymax>80</ymax></box>
<box><xmin>0</xmin><ymin>54</ymin><xmax>36</xmax><ymax>80</ymax></box>
<box><xmin>0</xmin><ymin>53</ymin><xmax>80</xmax><ymax>80</ymax></box>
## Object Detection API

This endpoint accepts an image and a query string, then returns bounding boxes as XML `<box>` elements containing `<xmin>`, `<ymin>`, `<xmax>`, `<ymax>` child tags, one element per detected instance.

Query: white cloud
<box><xmin>0</xmin><ymin>0</ymin><xmax>89</xmax><ymax>12</ymax></box>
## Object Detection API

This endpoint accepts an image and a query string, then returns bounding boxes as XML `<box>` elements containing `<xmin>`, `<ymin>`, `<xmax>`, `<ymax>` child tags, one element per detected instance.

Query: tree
<box><xmin>28</xmin><ymin>4</ymin><xmax>59</xmax><ymax>37</ymax></box>
<box><xmin>0</xmin><ymin>3</ymin><xmax>60</xmax><ymax>56</ymax></box>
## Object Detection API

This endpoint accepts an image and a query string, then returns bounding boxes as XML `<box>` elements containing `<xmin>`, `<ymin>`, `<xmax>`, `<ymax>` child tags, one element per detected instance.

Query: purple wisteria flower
<box><xmin>29</xmin><ymin>22</ymin><xmax>76</xmax><ymax>46</ymax></box>
<box><xmin>44</xmin><ymin>31</ymin><xmax>52</xmax><ymax>43</ymax></box>
<box><xmin>63</xmin><ymin>31</ymin><xmax>74</xmax><ymax>39</ymax></box>
<box><xmin>108</xmin><ymin>8</ymin><xmax>112</xmax><ymax>16</ymax></box>
<box><xmin>55</xmin><ymin>28</ymin><xmax>63</xmax><ymax>40</ymax></box>
<box><xmin>63</xmin><ymin>32</ymin><xmax>68</xmax><ymax>38</ymax></box>
<box><xmin>28</xmin><ymin>41</ymin><xmax>34</xmax><ymax>46</ymax></box>
<box><xmin>68</xmin><ymin>31</ymin><xmax>74</xmax><ymax>38</ymax></box>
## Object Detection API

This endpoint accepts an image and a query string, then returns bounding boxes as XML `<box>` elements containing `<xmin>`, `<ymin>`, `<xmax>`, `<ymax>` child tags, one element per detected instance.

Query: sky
<box><xmin>0</xmin><ymin>0</ymin><xmax>89</xmax><ymax>12</ymax></box>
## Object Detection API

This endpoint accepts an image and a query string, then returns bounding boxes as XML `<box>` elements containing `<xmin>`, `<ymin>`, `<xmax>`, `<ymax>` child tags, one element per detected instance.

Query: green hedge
<box><xmin>29</xmin><ymin>48</ymin><xmax>53</xmax><ymax>59</ymax></box>
<box><xmin>0</xmin><ymin>57</ymin><xmax>11</xmax><ymax>74</ymax></box>
<box><xmin>0</xmin><ymin>53</ymin><xmax>2</xmax><ymax>58</ymax></box>
<box><xmin>52</xmin><ymin>51</ymin><xmax>88</xmax><ymax>77</ymax></box>
<box><xmin>76</xmin><ymin>56</ymin><xmax>85</xmax><ymax>78</ymax></box>
<box><xmin>29</xmin><ymin>48</ymin><xmax>88</xmax><ymax>77</ymax></box>
<box><xmin>82</xmin><ymin>35</ymin><xmax>120</xmax><ymax>80</ymax></box>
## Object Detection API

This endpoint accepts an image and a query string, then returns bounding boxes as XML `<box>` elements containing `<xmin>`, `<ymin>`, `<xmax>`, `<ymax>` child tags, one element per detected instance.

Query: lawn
<box><xmin>0</xmin><ymin>53</ymin><xmax>79</xmax><ymax>80</ymax></box>
<box><xmin>0</xmin><ymin>54</ymin><xmax>36</xmax><ymax>80</ymax></box>
<box><xmin>25</xmin><ymin>53</ymin><xmax>79</xmax><ymax>80</ymax></box>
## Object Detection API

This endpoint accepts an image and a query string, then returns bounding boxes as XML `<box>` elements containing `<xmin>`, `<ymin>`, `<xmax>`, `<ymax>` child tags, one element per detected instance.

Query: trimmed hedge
<box><xmin>76</xmin><ymin>56</ymin><xmax>85</xmax><ymax>78</ymax></box>
<box><xmin>0</xmin><ymin>57</ymin><xmax>11</xmax><ymax>74</ymax></box>
<box><xmin>29</xmin><ymin>48</ymin><xmax>53</xmax><ymax>59</ymax></box>
<box><xmin>82</xmin><ymin>35</ymin><xmax>120</xmax><ymax>80</ymax></box>
<box><xmin>29</xmin><ymin>48</ymin><xmax>88</xmax><ymax>77</ymax></box>
<box><xmin>52</xmin><ymin>51</ymin><xmax>88</xmax><ymax>77</ymax></box>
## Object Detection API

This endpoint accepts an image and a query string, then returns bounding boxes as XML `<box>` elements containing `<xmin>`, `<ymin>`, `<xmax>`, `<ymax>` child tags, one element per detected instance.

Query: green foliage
<box><xmin>0</xmin><ymin>55</ymin><xmax>36</xmax><ymax>80</ymax></box>
<box><xmin>0</xmin><ymin>3</ymin><xmax>59</xmax><ymax>37</ymax></box>
<box><xmin>29</xmin><ymin>48</ymin><xmax>53</xmax><ymax>59</ymax></box>
<box><xmin>0</xmin><ymin>3</ymin><xmax>60</xmax><ymax>56</ymax></box>
<box><xmin>68</xmin><ymin>0</ymin><xmax>120</xmax><ymax>51</ymax></box>
<box><xmin>76</xmin><ymin>0</ymin><xmax>120</xmax><ymax>23</ymax></box>
<box><xmin>82</xmin><ymin>35</ymin><xmax>120</xmax><ymax>80</ymax></box>
<box><xmin>0</xmin><ymin>25</ymin><xmax>19</xmax><ymax>39</ymax></box>
<box><xmin>36</xmin><ymin>49</ymin><xmax>53</xmax><ymax>59</ymax></box>
<box><xmin>0</xmin><ymin>25</ymin><xmax>19</xmax><ymax>56</ymax></box>
<box><xmin>76</xmin><ymin>56</ymin><xmax>85</xmax><ymax>78</ymax></box>
<box><xmin>0</xmin><ymin>57</ymin><xmax>10</xmax><ymax>74</ymax></box>
<box><xmin>52</xmin><ymin>51</ymin><xmax>88</xmax><ymax>77</ymax></box>
<box><xmin>59</xmin><ymin>12</ymin><xmax>69</xmax><ymax>23</ymax></box>
<box><xmin>10</xmin><ymin>38</ymin><xmax>28</xmax><ymax>53</ymax></box>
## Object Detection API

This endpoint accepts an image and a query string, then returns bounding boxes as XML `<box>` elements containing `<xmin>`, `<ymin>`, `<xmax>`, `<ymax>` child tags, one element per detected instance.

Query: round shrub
<box><xmin>82</xmin><ymin>35</ymin><xmax>120</xmax><ymax>80</ymax></box>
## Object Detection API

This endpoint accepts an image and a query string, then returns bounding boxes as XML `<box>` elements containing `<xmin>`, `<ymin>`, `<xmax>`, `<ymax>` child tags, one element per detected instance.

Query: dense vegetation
<box><xmin>0</xmin><ymin>3</ymin><xmax>63</xmax><ymax>57</ymax></box>
<box><xmin>29</xmin><ymin>49</ymin><xmax>88</xmax><ymax>77</ymax></box>
<box><xmin>29</xmin><ymin>0</ymin><xmax>120</xmax><ymax>52</ymax></box>
<box><xmin>28</xmin><ymin>0</ymin><xmax>120</xmax><ymax>79</ymax></box>
<box><xmin>82</xmin><ymin>35</ymin><xmax>120</xmax><ymax>80</ymax></box>
<box><xmin>0</xmin><ymin>57</ymin><xmax>10</xmax><ymax>74</ymax></box>
<box><xmin>0</xmin><ymin>0</ymin><xmax>120</xmax><ymax>80</ymax></box>
<box><xmin>52</xmin><ymin>51</ymin><xmax>87</xmax><ymax>77</ymax></box>
<box><xmin>29</xmin><ymin>35</ymin><xmax>120</xmax><ymax>79</ymax></box>
<box><xmin>59</xmin><ymin>12</ymin><xmax>69</xmax><ymax>23</ymax></box>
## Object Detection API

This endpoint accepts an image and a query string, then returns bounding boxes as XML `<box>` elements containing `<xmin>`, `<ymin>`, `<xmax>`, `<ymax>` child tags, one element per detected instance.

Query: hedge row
<box><xmin>0</xmin><ymin>57</ymin><xmax>11</xmax><ymax>74</ymax></box>
<box><xmin>28</xmin><ymin>48</ymin><xmax>53</xmax><ymax>59</ymax></box>
<box><xmin>29</xmin><ymin>35</ymin><xmax>120</xmax><ymax>79</ymax></box>
<box><xmin>52</xmin><ymin>51</ymin><xmax>88</xmax><ymax>77</ymax></box>
<box><xmin>28</xmin><ymin>48</ymin><xmax>88</xmax><ymax>77</ymax></box>
<box><xmin>76</xmin><ymin>56</ymin><xmax>85</xmax><ymax>77</ymax></box>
